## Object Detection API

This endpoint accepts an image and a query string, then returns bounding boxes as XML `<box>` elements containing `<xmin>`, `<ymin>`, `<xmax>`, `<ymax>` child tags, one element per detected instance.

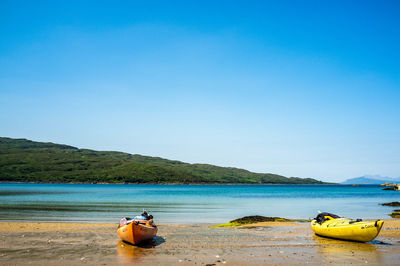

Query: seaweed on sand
<box><xmin>212</xmin><ymin>215</ymin><xmax>310</xmax><ymax>227</ymax></box>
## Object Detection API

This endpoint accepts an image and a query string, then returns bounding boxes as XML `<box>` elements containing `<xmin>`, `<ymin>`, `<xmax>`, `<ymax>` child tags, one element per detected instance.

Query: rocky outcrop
<box><xmin>381</xmin><ymin>202</ymin><xmax>400</xmax><ymax>206</ymax></box>
<box><xmin>390</xmin><ymin>209</ymin><xmax>400</xmax><ymax>218</ymax></box>
<box><xmin>381</xmin><ymin>184</ymin><xmax>399</xmax><ymax>190</ymax></box>
<box><xmin>381</xmin><ymin>183</ymin><xmax>397</xmax><ymax>186</ymax></box>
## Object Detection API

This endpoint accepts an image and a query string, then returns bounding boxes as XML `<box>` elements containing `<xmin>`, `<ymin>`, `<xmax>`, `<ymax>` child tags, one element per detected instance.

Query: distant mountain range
<box><xmin>0</xmin><ymin>137</ymin><xmax>325</xmax><ymax>184</ymax></box>
<box><xmin>342</xmin><ymin>175</ymin><xmax>400</xmax><ymax>185</ymax></box>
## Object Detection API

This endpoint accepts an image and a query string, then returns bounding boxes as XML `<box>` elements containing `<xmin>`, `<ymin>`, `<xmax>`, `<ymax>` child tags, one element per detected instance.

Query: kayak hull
<box><xmin>311</xmin><ymin>219</ymin><xmax>383</xmax><ymax>242</ymax></box>
<box><xmin>117</xmin><ymin>221</ymin><xmax>157</xmax><ymax>245</ymax></box>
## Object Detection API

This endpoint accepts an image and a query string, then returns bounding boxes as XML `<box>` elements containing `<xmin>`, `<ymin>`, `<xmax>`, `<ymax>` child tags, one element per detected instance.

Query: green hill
<box><xmin>0</xmin><ymin>137</ymin><xmax>324</xmax><ymax>184</ymax></box>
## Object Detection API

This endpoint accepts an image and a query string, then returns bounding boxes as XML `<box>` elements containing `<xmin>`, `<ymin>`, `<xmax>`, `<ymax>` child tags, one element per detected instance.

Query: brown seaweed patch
<box><xmin>212</xmin><ymin>215</ymin><xmax>309</xmax><ymax>227</ymax></box>
<box><xmin>381</xmin><ymin>202</ymin><xmax>400</xmax><ymax>207</ymax></box>
<box><xmin>389</xmin><ymin>210</ymin><xmax>400</xmax><ymax>218</ymax></box>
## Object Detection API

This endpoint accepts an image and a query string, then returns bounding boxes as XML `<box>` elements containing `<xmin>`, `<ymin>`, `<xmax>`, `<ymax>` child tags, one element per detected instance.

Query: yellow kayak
<box><xmin>311</xmin><ymin>212</ymin><xmax>384</xmax><ymax>242</ymax></box>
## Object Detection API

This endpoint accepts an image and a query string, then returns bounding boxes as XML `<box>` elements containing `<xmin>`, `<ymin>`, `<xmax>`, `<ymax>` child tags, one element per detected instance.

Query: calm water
<box><xmin>0</xmin><ymin>183</ymin><xmax>398</xmax><ymax>224</ymax></box>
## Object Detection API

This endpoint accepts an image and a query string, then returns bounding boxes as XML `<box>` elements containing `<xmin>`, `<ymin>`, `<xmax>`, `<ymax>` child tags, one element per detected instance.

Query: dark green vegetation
<box><xmin>0</xmin><ymin>137</ymin><xmax>324</xmax><ymax>184</ymax></box>
<box><xmin>212</xmin><ymin>215</ymin><xmax>309</xmax><ymax>227</ymax></box>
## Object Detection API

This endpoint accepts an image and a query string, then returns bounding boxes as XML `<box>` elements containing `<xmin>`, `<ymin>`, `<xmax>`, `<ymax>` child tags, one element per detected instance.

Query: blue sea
<box><xmin>0</xmin><ymin>183</ymin><xmax>398</xmax><ymax>224</ymax></box>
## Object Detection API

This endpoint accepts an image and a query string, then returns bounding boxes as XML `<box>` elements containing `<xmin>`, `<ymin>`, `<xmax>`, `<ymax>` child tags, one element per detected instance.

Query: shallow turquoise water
<box><xmin>0</xmin><ymin>183</ymin><xmax>398</xmax><ymax>223</ymax></box>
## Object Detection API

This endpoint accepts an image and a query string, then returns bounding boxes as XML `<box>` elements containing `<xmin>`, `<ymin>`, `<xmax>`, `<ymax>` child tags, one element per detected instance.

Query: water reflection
<box><xmin>313</xmin><ymin>235</ymin><xmax>384</xmax><ymax>264</ymax></box>
<box><xmin>116</xmin><ymin>236</ymin><xmax>165</xmax><ymax>263</ymax></box>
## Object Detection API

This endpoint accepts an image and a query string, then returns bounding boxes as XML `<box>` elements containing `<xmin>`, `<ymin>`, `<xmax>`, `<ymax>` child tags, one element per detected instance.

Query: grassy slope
<box><xmin>0</xmin><ymin>137</ymin><xmax>324</xmax><ymax>184</ymax></box>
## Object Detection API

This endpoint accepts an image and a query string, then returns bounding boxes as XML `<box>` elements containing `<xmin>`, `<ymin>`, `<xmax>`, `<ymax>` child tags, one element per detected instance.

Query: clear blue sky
<box><xmin>1</xmin><ymin>1</ymin><xmax>399</xmax><ymax>182</ymax></box>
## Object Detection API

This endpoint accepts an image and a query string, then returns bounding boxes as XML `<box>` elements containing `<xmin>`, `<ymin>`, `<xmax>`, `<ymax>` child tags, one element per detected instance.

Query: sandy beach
<box><xmin>0</xmin><ymin>220</ymin><xmax>399</xmax><ymax>265</ymax></box>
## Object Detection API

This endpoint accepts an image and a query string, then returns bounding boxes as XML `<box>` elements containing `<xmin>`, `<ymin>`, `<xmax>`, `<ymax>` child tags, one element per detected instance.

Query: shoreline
<box><xmin>1</xmin><ymin>181</ymin><xmax>346</xmax><ymax>185</ymax></box>
<box><xmin>1</xmin><ymin>216</ymin><xmax>397</xmax><ymax>225</ymax></box>
<box><xmin>1</xmin><ymin>220</ymin><xmax>399</xmax><ymax>265</ymax></box>
<box><xmin>1</xmin><ymin>218</ymin><xmax>398</xmax><ymax>227</ymax></box>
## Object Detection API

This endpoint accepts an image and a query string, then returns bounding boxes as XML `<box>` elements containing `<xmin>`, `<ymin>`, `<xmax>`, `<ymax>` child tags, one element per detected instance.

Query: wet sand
<box><xmin>0</xmin><ymin>220</ymin><xmax>399</xmax><ymax>265</ymax></box>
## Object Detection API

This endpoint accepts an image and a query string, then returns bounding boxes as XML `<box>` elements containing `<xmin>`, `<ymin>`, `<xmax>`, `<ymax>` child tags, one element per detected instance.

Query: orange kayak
<box><xmin>117</xmin><ymin>219</ymin><xmax>157</xmax><ymax>245</ymax></box>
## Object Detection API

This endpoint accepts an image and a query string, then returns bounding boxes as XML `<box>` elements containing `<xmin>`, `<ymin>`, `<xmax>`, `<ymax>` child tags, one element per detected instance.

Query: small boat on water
<box><xmin>117</xmin><ymin>211</ymin><xmax>158</xmax><ymax>245</ymax></box>
<box><xmin>311</xmin><ymin>212</ymin><xmax>384</xmax><ymax>242</ymax></box>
